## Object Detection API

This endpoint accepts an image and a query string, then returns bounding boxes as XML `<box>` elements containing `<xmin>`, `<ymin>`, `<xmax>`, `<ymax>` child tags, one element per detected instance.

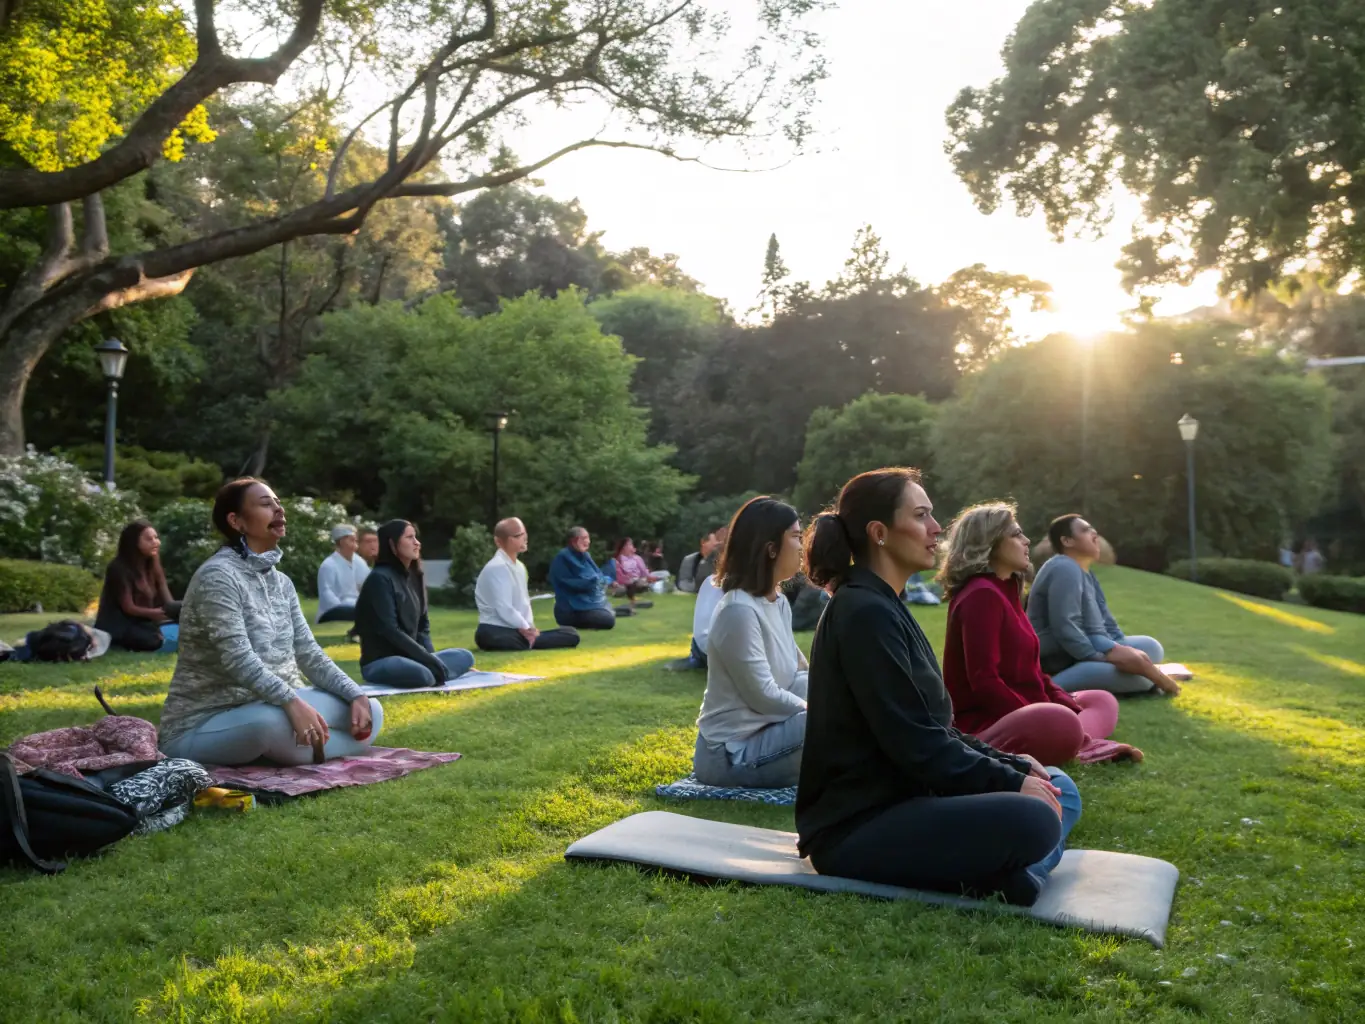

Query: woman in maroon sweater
<box><xmin>938</xmin><ymin>504</ymin><xmax>1140</xmax><ymax>765</ymax></box>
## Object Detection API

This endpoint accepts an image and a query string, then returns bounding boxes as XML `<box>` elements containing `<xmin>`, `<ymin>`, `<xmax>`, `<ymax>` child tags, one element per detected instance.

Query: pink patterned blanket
<box><xmin>8</xmin><ymin>716</ymin><xmax>161</xmax><ymax>777</ymax></box>
<box><xmin>208</xmin><ymin>747</ymin><xmax>461</xmax><ymax>797</ymax></box>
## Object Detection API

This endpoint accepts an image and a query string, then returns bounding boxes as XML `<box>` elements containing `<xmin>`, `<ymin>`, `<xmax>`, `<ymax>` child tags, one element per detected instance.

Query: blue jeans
<box><xmin>1027</xmin><ymin>768</ymin><xmax>1083</xmax><ymax>891</ymax></box>
<box><xmin>693</xmin><ymin>710</ymin><xmax>807</xmax><ymax>788</ymax></box>
<box><xmin>361</xmin><ymin>648</ymin><xmax>475</xmax><ymax>688</ymax></box>
<box><xmin>158</xmin><ymin>624</ymin><xmax>179</xmax><ymax>654</ymax></box>
<box><xmin>1051</xmin><ymin>636</ymin><xmax>1164</xmax><ymax>694</ymax></box>
<box><xmin>687</xmin><ymin>637</ymin><xmax>708</xmax><ymax>670</ymax></box>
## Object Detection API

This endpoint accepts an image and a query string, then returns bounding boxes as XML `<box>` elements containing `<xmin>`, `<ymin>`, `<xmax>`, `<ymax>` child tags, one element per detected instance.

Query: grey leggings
<box><xmin>160</xmin><ymin>688</ymin><xmax>385</xmax><ymax>766</ymax></box>
<box><xmin>693</xmin><ymin>711</ymin><xmax>806</xmax><ymax>788</ymax></box>
<box><xmin>1050</xmin><ymin>635</ymin><xmax>1165</xmax><ymax>695</ymax></box>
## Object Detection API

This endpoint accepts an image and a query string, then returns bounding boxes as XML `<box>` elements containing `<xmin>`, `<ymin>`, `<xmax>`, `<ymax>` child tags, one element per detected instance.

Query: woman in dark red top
<box><xmin>939</xmin><ymin>503</ymin><xmax>1140</xmax><ymax>765</ymax></box>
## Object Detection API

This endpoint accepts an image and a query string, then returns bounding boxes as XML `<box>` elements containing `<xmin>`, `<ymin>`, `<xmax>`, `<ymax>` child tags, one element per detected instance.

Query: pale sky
<box><xmin>502</xmin><ymin>0</ymin><xmax>1221</xmax><ymax>337</ymax></box>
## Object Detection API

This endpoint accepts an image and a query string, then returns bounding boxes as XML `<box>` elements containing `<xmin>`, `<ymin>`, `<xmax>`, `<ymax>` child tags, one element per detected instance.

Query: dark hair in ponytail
<box><xmin>212</xmin><ymin>477</ymin><xmax>268</xmax><ymax>555</ymax></box>
<box><xmin>803</xmin><ymin>468</ymin><xmax>922</xmax><ymax>590</ymax></box>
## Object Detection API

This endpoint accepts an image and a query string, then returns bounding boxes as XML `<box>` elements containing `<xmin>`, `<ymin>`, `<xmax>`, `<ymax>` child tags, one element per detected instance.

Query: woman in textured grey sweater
<box><xmin>159</xmin><ymin>478</ymin><xmax>383</xmax><ymax>766</ymax></box>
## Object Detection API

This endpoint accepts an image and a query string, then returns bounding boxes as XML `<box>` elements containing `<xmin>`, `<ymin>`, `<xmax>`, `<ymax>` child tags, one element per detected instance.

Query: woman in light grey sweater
<box><xmin>159</xmin><ymin>478</ymin><xmax>383</xmax><ymax>766</ymax></box>
<box><xmin>693</xmin><ymin>497</ymin><xmax>808</xmax><ymax>788</ymax></box>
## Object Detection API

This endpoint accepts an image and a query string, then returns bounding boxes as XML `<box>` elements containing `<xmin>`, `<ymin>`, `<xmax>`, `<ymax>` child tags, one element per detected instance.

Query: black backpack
<box><xmin>0</xmin><ymin>753</ymin><xmax>140</xmax><ymax>875</ymax></box>
<box><xmin>26</xmin><ymin>620</ymin><xmax>94</xmax><ymax>662</ymax></box>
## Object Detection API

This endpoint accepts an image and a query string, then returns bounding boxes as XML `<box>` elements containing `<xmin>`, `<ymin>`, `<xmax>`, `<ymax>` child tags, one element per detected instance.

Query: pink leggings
<box><xmin>975</xmin><ymin>691</ymin><xmax>1120</xmax><ymax>766</ymax></box>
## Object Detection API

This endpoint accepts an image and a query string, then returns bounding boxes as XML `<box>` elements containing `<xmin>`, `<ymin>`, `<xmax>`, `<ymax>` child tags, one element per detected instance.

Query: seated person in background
<box><xmin>677</xmin><ymin>530</ymin><xmax>719</xmax><ymax>594</ymax></box>
<box><xmin>682</xmin><ymin>573</ymin><xmax>725</xmax><ymax>670</ymax></box>
<box><xmin>695</xmin><ymin>523</ymin><xmax>729</xmax><ymax>583</ymax></box>
<box><xmin>549</xmin><ymin>527</ymin><xmax>620</xmax><ymax>629</ymax></box>
<box><xmin>354</xmin><ymin>519</ymin><xmax>475</xmax><ymax>688</ymax></box>
<box><xmin>645</xmin><ymin>540</ymin><xmax>667</xmax><ymax>573</ymax></box>
<box><xmin>316</xmin><ymin>525</ymin><xmax>364</xmax><ymax>623</ymax></box>
<box><xmin>159</xmin><ymin>478</ymin><xmax>381</xmax><ymax>766</ymax></box>
<box><xmin>610</xmin><ymin>537</ymin><xmax>656</xmax><ymax>610</ymax></box>
<box><xmin>903</xmin><ymin>572</ymin><xmax>941</xmax><ymax>606</ymax></box>
<box><xmin>357</xmin><ymin>528</ymin><xmax>378</xmax><ymax>575</ymax></box>
<box><xmin>788</xmin><ymin>575</ymin><xmax>831</xmax><ymax>633</ymax></box>
<box><xmin>474</xmin><ymin>518</ymin><xmax>580</xmax><ymax>651</ymax></box>
<box><xmin>1028</xmin><ymin>514</ymin><xmax>1180</xmax><ymax>696</ymax></box>
<box><xmin>693</xmin><ymin>498</ymin><xmax>809</xmax><ymax>789</ymax></box>
<box><xmin>939</xmin><ymin>504</ymin><xmax>1141</xmax><ymax>765</ymax></box>
<box><xmin>96</xmin><ymin>519</ymin><xmax>181</xmax><ymax>654</ymax></box>
<box><xmin>798</xmin><ymin>468</ymin><xmax>1080</xmax><ymax>907</ymax></box>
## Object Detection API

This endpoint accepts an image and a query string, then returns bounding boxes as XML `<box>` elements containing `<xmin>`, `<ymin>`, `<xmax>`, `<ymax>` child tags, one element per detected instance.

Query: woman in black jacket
<box><xmin>797</xmin><ymin>468</ymin><xmax>1082</xmax><ymax>906</ymax></box>
<box><xmin>354</xmin><ymin>520</ymin><xmax>475</xmax><ymax>688</ymax></box>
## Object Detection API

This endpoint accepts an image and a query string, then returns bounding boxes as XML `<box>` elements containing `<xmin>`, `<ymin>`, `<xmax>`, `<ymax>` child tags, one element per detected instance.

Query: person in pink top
<box><xmin>611</xmin><ymin>537</ymin><xmax>655</xmax><ymax>612</ymax></box>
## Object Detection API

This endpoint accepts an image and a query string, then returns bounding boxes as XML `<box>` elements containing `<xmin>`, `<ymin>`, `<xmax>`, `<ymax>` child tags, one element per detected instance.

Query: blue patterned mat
<box><xmin>655</xmin><ymin>774</ymin><xmax>796</xmax><ymax>806</ymax></box>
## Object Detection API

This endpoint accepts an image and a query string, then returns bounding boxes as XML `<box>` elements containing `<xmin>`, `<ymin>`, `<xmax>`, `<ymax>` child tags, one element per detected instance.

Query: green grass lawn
<box><xmin>2</xmin><ymin>567</ymin><xmax>1364</xmax><ymax>1022</ymax></box>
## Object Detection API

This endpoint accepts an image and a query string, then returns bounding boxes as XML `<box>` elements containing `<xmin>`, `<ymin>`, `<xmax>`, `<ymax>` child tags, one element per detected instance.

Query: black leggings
<box><xmin>474</xmin><ymin>624</ymin><xmax>581</xmax><ymax>651</ymax></box>
<box><xmin>811</xmin><ymin>792</ymin><xmax>1061</xmax><ymax>906</ymax></box>
<box><xmin>554</xmin><ymin>607</ymin><xmax>617</xmax><ymax>631</ymax></box>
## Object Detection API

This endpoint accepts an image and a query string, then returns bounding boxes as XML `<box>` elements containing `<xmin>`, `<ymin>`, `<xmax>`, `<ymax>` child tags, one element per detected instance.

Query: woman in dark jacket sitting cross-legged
<box><xmin>353</xmin><ymin>519</ymin><xmax>475</xmax><ymax>688</ymax></box>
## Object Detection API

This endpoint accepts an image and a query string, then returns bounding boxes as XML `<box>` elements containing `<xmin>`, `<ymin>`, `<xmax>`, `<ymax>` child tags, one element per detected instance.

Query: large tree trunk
<box><xmin>0</xmin><ymin>194</ymin><xmax>193</xmax><ymax>454</ymax></box>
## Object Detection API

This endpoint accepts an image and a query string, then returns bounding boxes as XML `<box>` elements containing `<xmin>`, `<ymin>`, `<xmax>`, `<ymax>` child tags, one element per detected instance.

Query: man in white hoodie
<box><xmin>474</xmin><ymin>518</ymin><xmax>581</xmax><ymax>651</ymax></box>
<box><xmin>317</xmin><ymin>525</ymin><xmax>364</xmax><ymax>623</ymax></box>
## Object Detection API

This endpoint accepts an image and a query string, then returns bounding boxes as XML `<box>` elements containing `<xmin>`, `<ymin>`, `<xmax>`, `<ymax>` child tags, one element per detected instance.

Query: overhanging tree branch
<box><xmin>0</xmin><ymin>0</ymin><xmax>326</xmax><ymax>209</ymax></box>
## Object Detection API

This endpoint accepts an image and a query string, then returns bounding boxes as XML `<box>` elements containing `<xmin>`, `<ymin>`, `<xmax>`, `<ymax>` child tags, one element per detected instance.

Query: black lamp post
<box><xmin>1177</xmin><ymin>413</ymin><xmax>1199</xmax><ymax>582</ymax></box>
<box><xmin>95</xmin><ymin>338</ymin><xmax>129</xmax><ymax>489</ymax></box>
<box><xmin>487</xmin><ymin>411</ymin><xmax>509</xmax><ymax>528</ymax></box>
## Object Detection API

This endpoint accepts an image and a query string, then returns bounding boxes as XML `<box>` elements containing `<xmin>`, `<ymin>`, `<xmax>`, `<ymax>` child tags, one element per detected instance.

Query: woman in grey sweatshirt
<box><xmin>159</xmin><ymin>479</ymin><xmax>383</xmax><ymax>766</ymax></box>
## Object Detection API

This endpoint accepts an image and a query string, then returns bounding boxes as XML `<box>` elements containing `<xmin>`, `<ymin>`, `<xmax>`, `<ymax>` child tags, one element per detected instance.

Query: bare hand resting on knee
<box><xmin>1020</xmin><ymin>775</ymin><xmax>1064</xmax><ymax>819</ymax></box>
<box><xmin>1106</xmin><ymin>644</ymin><xmax>1181</xmax><ymax>695</ymax></box>
<box><xmin>285</xmin><ymin>697</ymin><xmax>330</xmax><ymax>747</ymax></box>
<box><xmin>350</xmin><ymin>696</ymin><xmax>373</xmax><ymax>741</ymax></box>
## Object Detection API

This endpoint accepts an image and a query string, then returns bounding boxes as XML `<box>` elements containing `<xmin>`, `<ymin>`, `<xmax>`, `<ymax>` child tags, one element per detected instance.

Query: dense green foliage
<box><xmin>793</xmin><ymin>393</ymin><xmax>937</xmax><ymax>512</ymax></box>
<box><xmin>0</xmin><ymin>557</ymin><xmax>100</xmax><ymax>613</ymax></box>
<box><xmin>59</xmin><ymin>444</ymin><xmax>221</xmax><ymax>509</ymax></box>
<box><xmin>1297</xmin><ymin>574</ymin><xmax>1365</xmax><ymax>614</ymax></box>
<box><xmin>947</xmin><ymin>0</ymin><xmax>1365</xmax><ymax>296</ymax></box>
<box><xmin>1165</xmin><ymin>558</ymin><xmax>1294</xmax><ymax>601</ymax></box>
<box><xmin>269</xmin><ymin>291</ymin><xmax>691</xmax><ymax>573</ymax></box>
<box><xmin>932</xmin><ymin>323</ymin><xmax>1335</xmax><ymax>569</ymax></box>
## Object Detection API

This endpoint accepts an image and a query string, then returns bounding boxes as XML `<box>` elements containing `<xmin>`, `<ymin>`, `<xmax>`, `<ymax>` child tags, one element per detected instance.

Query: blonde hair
<box><xmin>937</xmin><ymin>502</ymin><xmax>1020</xmax><ymax>599</ymax></box>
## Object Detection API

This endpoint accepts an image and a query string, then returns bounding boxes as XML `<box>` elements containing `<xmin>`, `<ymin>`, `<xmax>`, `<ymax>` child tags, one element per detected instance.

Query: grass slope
<box><xmin>2</xmin><ymin>567</ymin><xmax>1363</xmax><ymax>1022</ymax></box>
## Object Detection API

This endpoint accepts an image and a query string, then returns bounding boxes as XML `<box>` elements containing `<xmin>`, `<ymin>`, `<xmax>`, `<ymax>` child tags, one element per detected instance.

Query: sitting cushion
<box><xmin>566</xmin><ymin>810</ymin><xmax>1179</xmax><ymax>948</ymax></box>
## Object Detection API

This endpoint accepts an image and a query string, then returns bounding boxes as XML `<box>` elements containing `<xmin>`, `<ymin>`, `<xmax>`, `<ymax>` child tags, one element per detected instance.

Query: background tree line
<box><xmin>2</xmin><ymin>0</ymin><xmax>1362</xmax><ymax>582</ymax></box>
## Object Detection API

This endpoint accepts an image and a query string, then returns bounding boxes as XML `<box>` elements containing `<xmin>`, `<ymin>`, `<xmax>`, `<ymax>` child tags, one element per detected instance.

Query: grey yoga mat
<box><xmin>565</xmin><ymin>810</ymin><xmax>1179</xmax><ymax>948</ymax></box>
<box><xmin>359</xmin><ymin>670</ymin><xmax>542</xmax><ymax>697</ymax></box>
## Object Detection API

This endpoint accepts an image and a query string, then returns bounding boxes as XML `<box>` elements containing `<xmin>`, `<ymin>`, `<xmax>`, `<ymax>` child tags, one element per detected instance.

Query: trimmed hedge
<box><xmin>1297</xmin><ymin>574</ymin><xmax>1365</xmax><ymax>615</ymax></box>
<box><xmin>1166</xmin><ymin>558</ymin><xmax>1293</xmax><ymax>600</ymax></box>
<box><xmin>0</xmin><ymin>559</ymin><xmax>101</xmax><ymax>614</ymax></box>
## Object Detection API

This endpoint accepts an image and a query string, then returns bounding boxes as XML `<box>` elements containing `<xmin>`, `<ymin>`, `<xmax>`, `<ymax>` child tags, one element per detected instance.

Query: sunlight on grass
<box><xmin>1293</xmin><ymin>646</ymin><xmax>1365</xmax><ymax>678</ymax></box>
<box><xmin>142</xmin><ymin>728</ymin><xmax>694</xmax><ymax>1021</ymax></box>
<box><xmin>1178</xmin><ymin>672</ymin><xmax>1365</xmax><ymax>768</ymax></box>
<box><xmin>1216</xmin><ymin>592</ymin><xmax>1336</xmax><ymax>635</ymax></box>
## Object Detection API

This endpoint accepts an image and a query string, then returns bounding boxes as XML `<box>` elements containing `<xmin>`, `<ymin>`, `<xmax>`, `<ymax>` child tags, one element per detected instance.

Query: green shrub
<box><xmin>1297</xmin><ymin>574</ymin><xmax>1365</xmax><ymax>614</ymax></box>
<box><xmin>60</xmin><ymin>445</ymin><xmax>222</xmax><ymax>510</ymax></box>
<box><xmin>0</xmin><ymin>559</ymin><xmax>101</xmax><ymax>614</ymax></box>
<box><xmin>155</xmin><ymin>499</ymin><xmax>219</xmax><ymax>595</ymax></box>
<box><xmin>442</xmin><ymin>523</ymin><xmax>493</xmax><ymax>607</ymax></box>
<box><xmin>1166</xmin><ymin>558</ymin><xmax>1293</xmax><ymax>600</ymax></box>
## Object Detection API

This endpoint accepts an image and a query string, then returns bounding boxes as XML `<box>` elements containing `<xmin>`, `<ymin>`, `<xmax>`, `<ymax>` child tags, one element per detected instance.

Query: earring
<box><xmin>878</xmin><ymin>539</ymin><xmax>885</xmax><ymax>546</ymax></box>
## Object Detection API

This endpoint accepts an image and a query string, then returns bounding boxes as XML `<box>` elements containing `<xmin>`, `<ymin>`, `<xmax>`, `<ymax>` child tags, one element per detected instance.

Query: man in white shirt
<box><xmin>474</xmin><ymin>518</ymin><xmax>582</xmax><ymax>651</ymax></box>
<box><xmin>317</xmin><ymin>525</ymin><xmax>364</xmax><ymax>623</ymax></box>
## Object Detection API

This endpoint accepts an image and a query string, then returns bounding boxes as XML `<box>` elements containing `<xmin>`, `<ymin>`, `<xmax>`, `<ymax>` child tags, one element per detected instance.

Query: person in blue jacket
<box><xmin>548</xmin><ymin>527</ymin><xmax>621</xmax><ymax>629</ymax></box>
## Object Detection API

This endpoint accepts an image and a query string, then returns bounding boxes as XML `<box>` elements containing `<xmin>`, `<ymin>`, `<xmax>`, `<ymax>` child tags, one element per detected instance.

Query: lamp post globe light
<box><xmin>487</xmin><ymin>411</ymin><xmax>510</xmax><ymax>528</ymax></box>
<box><xmin>1177</xmin><ymin>414</ymin><xmax>1199</xmax><ymax>582</ymax></box>
<box><xmin>95</xmin><ymin>338</ymin><xmax>129</xmax><ymax>489</ymax></box>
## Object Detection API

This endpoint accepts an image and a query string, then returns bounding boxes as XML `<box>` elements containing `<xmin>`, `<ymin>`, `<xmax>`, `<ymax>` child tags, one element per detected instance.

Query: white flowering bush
<box><xmin>0</xmin><ymin>448</ymin><xmax>142</xmax><ymax>571</ymax></box>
